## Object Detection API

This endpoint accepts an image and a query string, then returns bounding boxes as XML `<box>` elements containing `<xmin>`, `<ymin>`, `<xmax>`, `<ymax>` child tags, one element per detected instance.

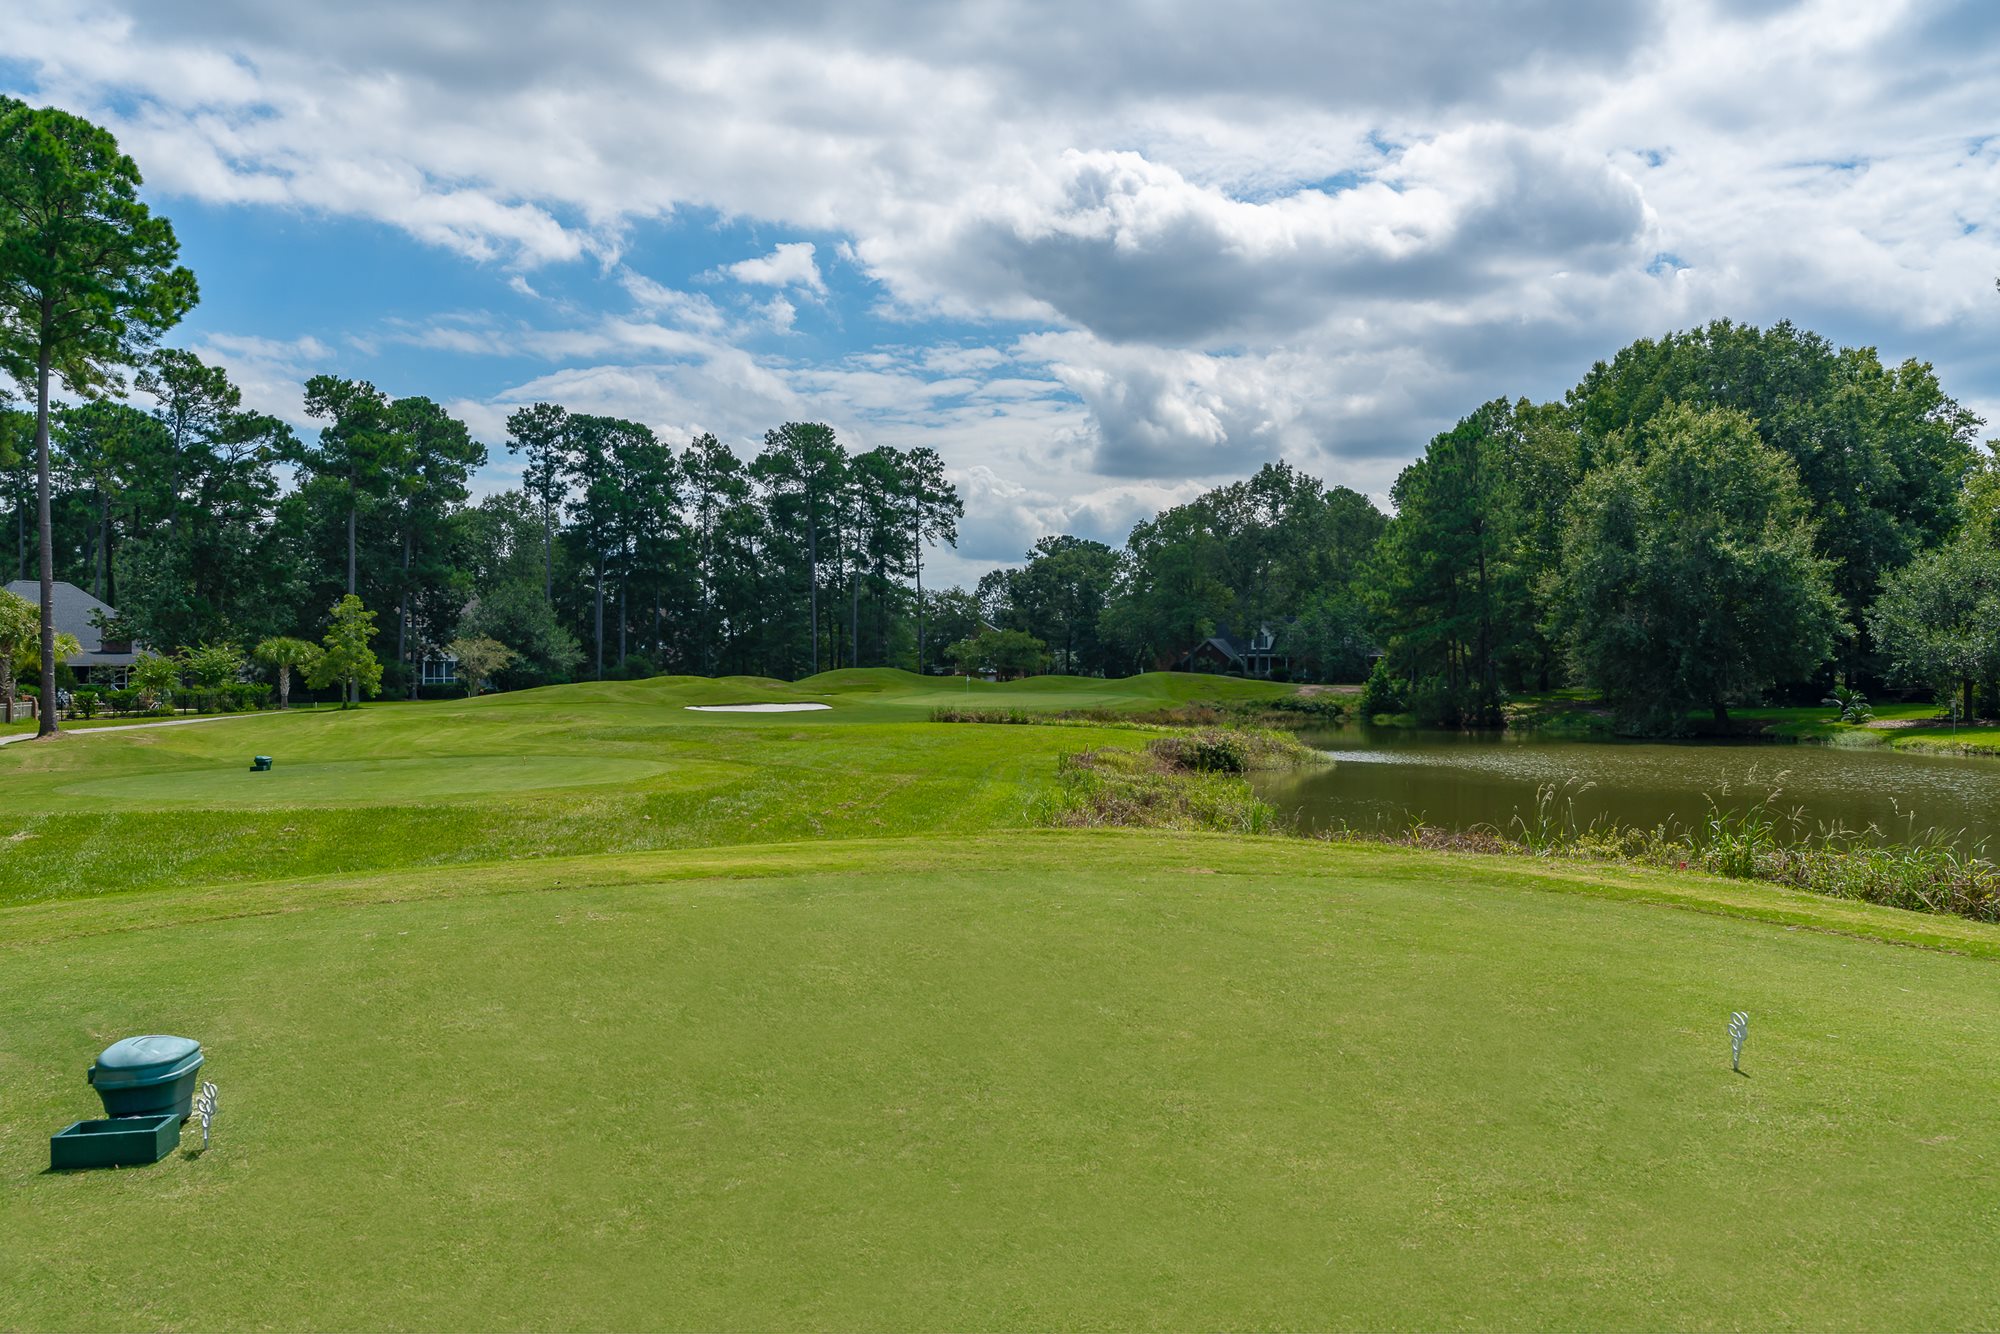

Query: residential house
<box><xmin>1176</xmin><ymin>624</ymin><xmax>1286</xmax><ymax>679</ymax></box>
<box><xmin>4</xmin><ymin>580</ymin><xmax>141</xmax><ymax>687</ymax></box>
<box><xmin>416</xmin><ymin>653</ymin><xmax>458</xmax><ymax>689</ymax></box>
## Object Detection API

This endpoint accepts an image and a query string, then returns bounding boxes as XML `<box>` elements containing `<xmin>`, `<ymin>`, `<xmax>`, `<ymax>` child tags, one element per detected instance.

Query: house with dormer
<box><xmin>1176</xmin><ymin>623</ymin><xmax>1285</xmax><ymax>679</ymax></box>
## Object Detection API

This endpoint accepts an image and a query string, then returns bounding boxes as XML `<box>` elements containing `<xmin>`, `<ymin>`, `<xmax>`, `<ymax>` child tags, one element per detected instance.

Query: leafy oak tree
<box><xmin>456</xmin><ymin>581</ymin><xmax>583</xmax><ymax>689</ymax></box>
<box><xmin>1368</xmin><ymin>404</ymin><xmax>1525</xmax><ymax>727</ymax></box>
<box><xmin>1866</xmin><ymin>533</ymin><xmax>2000</xmax><ymax>723</ymax></box>
<box><xmin>1553</xmin><ymin>404</ymin><xmax>1845</xmax><ymax>733</ymax></box>
<box><xmin>1568</xmin><ymin>319</ymin><xmax>1981</xmax><ymax>680</ymax></box>
<box><xmin>1005</xmin><ymin>535</ymin><xmax>1119</xmax><ymax>676</ymax></box>
<box><xmin>446</xmin><ymin>635</ymin><xmax>516</xmax><ymax>697</ymax></box>
<box><xmin>948</xmin><ymin>627</ymin><xmax>1048</xmax><ymax>679</ymax></box>
<box><xmin>307</xmin><ymin>593</ymin><xmax>383</xmax><ymax>707</ymax></box>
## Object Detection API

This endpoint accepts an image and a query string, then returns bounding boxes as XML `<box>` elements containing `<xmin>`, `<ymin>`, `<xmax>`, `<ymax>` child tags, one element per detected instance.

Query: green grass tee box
<box><xmin>4</xmin><ymin>835</ymin><xmax>1998</xmax><ymax>1331</ymax></box>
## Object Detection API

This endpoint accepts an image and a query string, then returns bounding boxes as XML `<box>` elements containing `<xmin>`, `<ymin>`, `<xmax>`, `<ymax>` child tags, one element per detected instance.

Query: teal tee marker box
<box><xmin>50</xmin><ymin>1114</ymin><xmax>180</xmax><ymax>1169</ymax></box>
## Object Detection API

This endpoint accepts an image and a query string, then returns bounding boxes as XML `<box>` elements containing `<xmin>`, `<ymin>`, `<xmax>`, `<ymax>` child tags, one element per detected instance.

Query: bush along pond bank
<box><xmin>1032</xmin><ymin>728</ymin><xmax>1325</xmax><ymax>834</ymax></box>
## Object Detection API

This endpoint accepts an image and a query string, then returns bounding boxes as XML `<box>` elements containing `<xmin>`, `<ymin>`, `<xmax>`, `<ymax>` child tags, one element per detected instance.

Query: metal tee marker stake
<box><xmin>1729</xmin><ymin>1012</ymin><xmax>1749</xmax><ymax>1072</ymax></box>
<box><xmin>192</xmin><ymin>1081</ymin><xmax>218</xmax><ymax>1149</ymax></box>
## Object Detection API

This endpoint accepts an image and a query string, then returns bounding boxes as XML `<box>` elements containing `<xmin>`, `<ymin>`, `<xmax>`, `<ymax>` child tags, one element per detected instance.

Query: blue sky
<box><xmin>163</xmin><ymin>200</ymin><xmax>977</xmax><ymax>419</ymax></box>
<box><xmin>5</xmin><ymin>1</ymin><xmax>1999</xmax><ymax>585</ymax></box>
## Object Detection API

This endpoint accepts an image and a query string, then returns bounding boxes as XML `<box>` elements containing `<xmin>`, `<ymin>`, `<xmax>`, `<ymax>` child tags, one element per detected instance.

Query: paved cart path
<box><xmin>0</xmin><ymin>713</ymin><xmax>262</xmax><ymax>748</ymax></box>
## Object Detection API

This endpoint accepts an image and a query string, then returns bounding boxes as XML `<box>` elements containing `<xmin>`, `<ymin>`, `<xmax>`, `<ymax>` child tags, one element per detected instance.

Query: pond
<box><xmin>1253</xmin><ymin>728</ymin><xmax>2000</xmax><ymax>853</ymax></box>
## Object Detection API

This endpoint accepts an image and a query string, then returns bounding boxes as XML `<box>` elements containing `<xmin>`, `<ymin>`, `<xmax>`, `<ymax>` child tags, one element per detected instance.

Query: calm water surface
<box><xmin>1255</xmin><ymin>728</ymin><xmax>2000</xmax><ymax>851</ymax></box>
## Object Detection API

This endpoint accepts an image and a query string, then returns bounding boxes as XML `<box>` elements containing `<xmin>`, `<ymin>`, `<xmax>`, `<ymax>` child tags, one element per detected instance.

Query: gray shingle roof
<box><xmin>4</xmin><ymin>580</ymin><xmax>141</xmax><ymax>665</ymax></box>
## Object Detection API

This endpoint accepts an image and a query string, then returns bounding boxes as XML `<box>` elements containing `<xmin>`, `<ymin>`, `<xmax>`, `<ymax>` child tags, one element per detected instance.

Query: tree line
<box><xmin>960</xmin><ymin>320</ymin><xmax>2000</xmax><ymax>732</ymax></box>
<box><xmin>6</xmin><ymin>97</ymin><xmax>1997</xmax><ymax>735</ymax></box>
<box><xmin>965</xmin><ymin>464</ymin><xmax>1385</xmax><ymax>680</ymax></box>
<box><xmin>0</xmin><ymin>98</ymin><xmax>984</xmax><ymax>720</ymax></box>
<box><xmin>1</xmin><ymin>368</ymin><xmax>977</xmax><ymax>695</ymax></box>
<box><xmin>1361</xmin><ymin>320</ymin><xmax>2000</xmax><ymax>731</ymax></box>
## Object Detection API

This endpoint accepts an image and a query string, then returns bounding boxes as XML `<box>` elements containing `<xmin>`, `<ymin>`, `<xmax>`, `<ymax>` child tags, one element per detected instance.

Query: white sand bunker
<box><xmin>684</xmin><ymin>702</ymin><xmax>832</xmax><ymax>713</ymax></box>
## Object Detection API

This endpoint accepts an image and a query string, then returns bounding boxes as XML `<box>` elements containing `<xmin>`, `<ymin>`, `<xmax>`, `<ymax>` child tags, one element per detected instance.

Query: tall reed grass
<box><xmin>1365</xmin><ymin>769</ymin><xmax>2000</xmax><ymax>923</ymax></box>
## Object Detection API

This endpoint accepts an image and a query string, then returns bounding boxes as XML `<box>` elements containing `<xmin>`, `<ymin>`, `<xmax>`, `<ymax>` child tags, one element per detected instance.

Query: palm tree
<box><xmin>253</xmin><ymin>636</ymin><xmax>321</xmax><ymax>710</ymax></box>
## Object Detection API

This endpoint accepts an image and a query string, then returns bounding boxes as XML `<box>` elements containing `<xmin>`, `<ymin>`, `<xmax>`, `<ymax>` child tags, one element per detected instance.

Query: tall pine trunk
<box><xmin>594</xmin><ymin>557</ymin><xmax>605</xmax><ymax>680</ymax></box>
<box><xmin>94</xmin><ymin>492</ymin><xmax>109</xmax><ymax>601</ymax></box>
<box><xmin>346</xmin><ymin>501</ymin><xmax>359</xmax><ymax>706</ymax></box>
<box><xmin>34</xmin><ymin>333</ymin><xmax>59</xmax><ymax>738</ymax></box>
<box><xmin>700</xmin><ymin>511</ymin><xmax>714</xmax><ymax>675</ymax></box>
<box><xmin>804</xmin><ymin>490</ymin><xmax>820</xmax><ymax>672</ymax></box>
<box><xmin>1475</xmin><ymin>537</ymin><xmax>1496</xmax><ymax>726</ymax></box>
<box><xmin>875</xmin><ymin>557</ymin><xmax>890</xmax><ymax>666</ymax></box>
<box><xmin>398</xmin><ymin>524</ymin><xmax>411</xmax><ymax>699</ymax></box>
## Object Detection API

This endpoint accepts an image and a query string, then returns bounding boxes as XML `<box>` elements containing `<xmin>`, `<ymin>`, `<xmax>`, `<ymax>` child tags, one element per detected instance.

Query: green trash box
<box><xmin>251</xmin><ymin>755</ymin><xmax>273</xmax><ymax>771</ymax></box>
<box><xmin>88</xmin><ymin>1035</ymin><xmax>204</xmax><ymax>1122</ymax></box>
<box><xmin>50</xmin><ymin>1114</ymin><xmax>181</xmax><ymax>1169</ymax></box>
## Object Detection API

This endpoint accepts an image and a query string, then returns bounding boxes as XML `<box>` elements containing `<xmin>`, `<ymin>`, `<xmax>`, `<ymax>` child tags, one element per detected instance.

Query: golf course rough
<box><xmin>2</xmin><ymin>670</ymin><xmax>1997</xmax><ymax>1330</ymax></box>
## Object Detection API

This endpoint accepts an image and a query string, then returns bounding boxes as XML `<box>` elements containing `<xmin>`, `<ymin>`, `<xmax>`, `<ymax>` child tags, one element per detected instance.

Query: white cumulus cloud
<box><xmin>5</xmin><ymin>0</ymin><xmax>1999</xmax><ymax>582</ymax></box>
<box><xmin>724</xmin><ymin>242</ymin><xmax>826</xmax><ymax>292</ymax></box>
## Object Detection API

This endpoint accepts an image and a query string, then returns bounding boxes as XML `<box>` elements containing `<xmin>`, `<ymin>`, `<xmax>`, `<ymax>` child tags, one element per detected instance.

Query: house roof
<box><xmin>1189</xmin><ymin>623</ymin><xmax>1279</xmax><ymax>664</ymax></box>
<box><xmin>1193</xmin><ymin>635</ymin><xmax>1246</xmax><ymax>666</ymax></box>
<box><xmin>4</xmin><ymin>580</ymin><xmax>140</xmax><ymax>665</ymax></box>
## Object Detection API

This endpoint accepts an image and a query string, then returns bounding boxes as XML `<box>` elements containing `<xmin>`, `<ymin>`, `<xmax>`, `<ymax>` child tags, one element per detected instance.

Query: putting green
<box><xmin>56</xmin><ymin>753</ymin><xmax>706</xmax><ymax>806</ymax></box>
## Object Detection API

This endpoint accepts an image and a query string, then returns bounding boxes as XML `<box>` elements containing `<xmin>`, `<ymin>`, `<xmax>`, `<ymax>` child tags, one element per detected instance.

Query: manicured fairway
<box><xmin>58</xmin><ymin>753</ymin><xmax>699</xmax><ymax>804</ymax></box>
<box><xmin>0</xmin><ymin>672</ymin><xmax>1297</xmax><ymax>904</ymax></box>
<box><xmin>4</xmin><ymin>834</ymin><xmax>1998</xmax><ymax>1330</ymax></box>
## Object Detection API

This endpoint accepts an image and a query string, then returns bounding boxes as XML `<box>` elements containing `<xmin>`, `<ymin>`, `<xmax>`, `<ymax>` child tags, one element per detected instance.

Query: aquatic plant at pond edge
<box><xmin>1823</xmin><ymin>684</ymin><xmax>1874</xmax><ymax>724</ymax></box>
<box><xmin>1358</xmin><ymin>772</ymin><xmax>2000</xmax><ymax>924</ymax></box>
